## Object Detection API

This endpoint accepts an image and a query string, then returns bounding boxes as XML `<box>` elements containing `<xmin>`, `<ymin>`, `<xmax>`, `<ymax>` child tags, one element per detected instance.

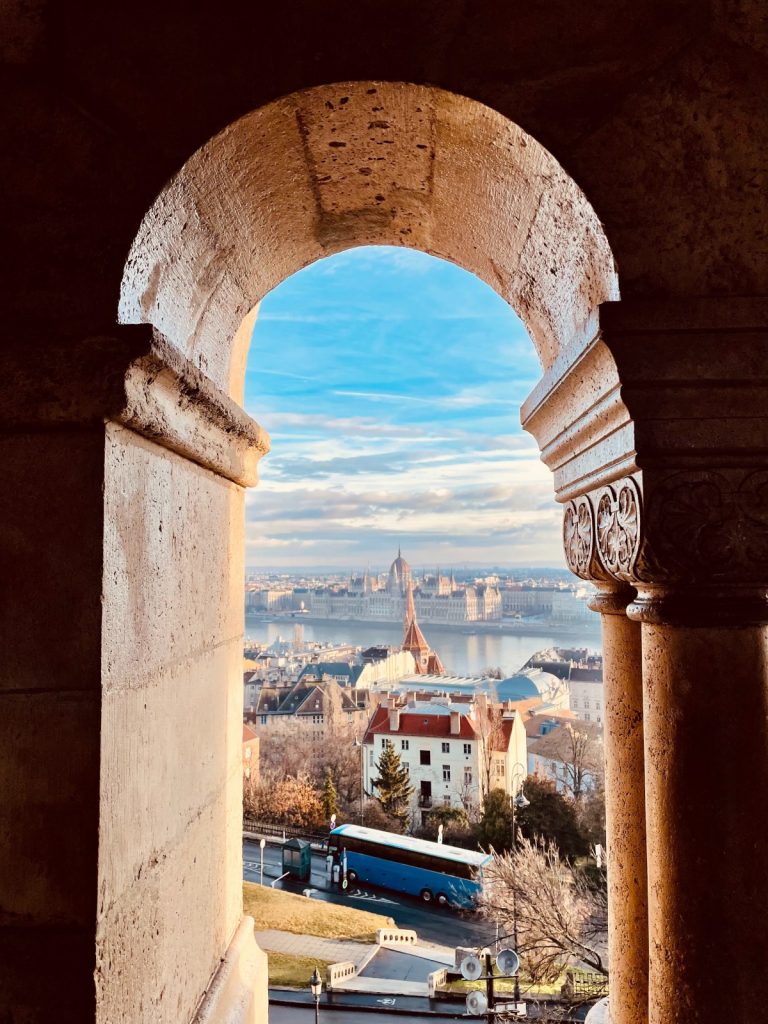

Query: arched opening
<box><xmin>119</xmin><ymin>81</ymin><xmax>618</xmax><ymax>398</ymax></box>
<box><xmin>113</xmin><ymin>81</ymin><xmax>624</xmax><ymax>1024</ymax></box>
<box><xmin>240</xmin><ymin>245</ymin><xmax>602</xmax><ymax>868</ymax></box>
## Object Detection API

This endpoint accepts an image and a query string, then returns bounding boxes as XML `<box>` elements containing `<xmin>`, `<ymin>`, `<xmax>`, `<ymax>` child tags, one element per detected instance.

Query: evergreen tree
<box><xmin>477</xmin><ymin>788</ymin><xmax>516</xmax><ymax>852</ymax></box>
<box><xmin>516</xmin><ymin>775</ymin><xmax>589</xmax><ymax>860</ymax></box>
<box><xmin>321</xmin><ymin>766</ymin><xmax>338</xmax><ymax>823</ymax></box>
<box><xmin>372</xmin><ymin>741</ymin><xmax>413</xmax><ymax>826</ymax></box>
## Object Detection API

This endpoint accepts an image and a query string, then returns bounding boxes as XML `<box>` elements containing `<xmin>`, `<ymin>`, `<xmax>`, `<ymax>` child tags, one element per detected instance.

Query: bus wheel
<box><xmin>420</xmin><ymin>888</ymin><xmax>433</xmax><ymax>903</ymax></box>
<box><xmin>347</xmin><ymin>870</ymin><xmax>358</xmax><ymax>884</ymax></box>
<box><xmin>437</xmin><ymin>892</ymin><xmax>449</xmax><ymax>906</ymax></box>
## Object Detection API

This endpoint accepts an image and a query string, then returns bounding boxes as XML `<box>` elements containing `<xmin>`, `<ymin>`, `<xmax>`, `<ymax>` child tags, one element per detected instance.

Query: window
<box><xmin>584</xmin><ymin>699</ymin><xmax>591</xmax><ymax>709</ymax></box>
<box><xmin>463</xmin><ymin>743</ymin><xmax>472</xmax><ymax>755</ymax></box>
<box><xmin>381</xmin><ymin>736</ymin><xmax>388</xmax><ymax>748</ymax></box>
<box><xmin>244</xmin><ymin>766</ymin><xmax>251</xmax><ymax>779</ymax></box>
<box><xmin>420</xmin><ymin>750</ymin><xmax>431</xmax><ymax>766</ymax></box>
<box><xmin>441</xmin><ymin>741</ymin><xmax>450</xmax><ymax>753</ymax></box>
<box><xmin>245</xmin><ymin>748</ymin><xmax>252</xmax><ymax>760</ymax></box>
<box><xmin>312</xmin><ymin>714</ymin><xmax>322</xmax><ymax>724</ymax></box>
<box><xmin>443</xmin><ymin>795</ymin><xmax>451</xmax><ymax>807</ymax></box>
<box><xmin>464</xmin><ymin>767</ymin><xmax>473</xmax><ymax>785</ymax></box>
<box><xmin>595</xmin><ymin>701</ymin><xmax>601</xmax><ymax>710</ymax></box>
<box><xmin>442</xmin><ymin>765</ymin><xmax>451</xmax><ymax>781</ymax></box>
<box><xmin>494</xmin><ymin>760</ymin><xmax>504</xmax><ymax>776</ymax></box>
<box><xmin>584</xmin><ymin>713</ymin><xmax>591</xmax><ymax>721</ymax></box>
<box><xmin>401</xmin><ymin>739</ymin><xmax>409</xmax><ymax>751</ymax></box>
<box><xmin>260</xmin><ymin>715</ymin><xmax>268</xmax><ymax>725</ymax></box>
<box><xmin>369</xmin><ymin>749</ymin><xmax>374</xmax><ymax>766</ymax></box>
<box><xmin>402</xmin><ymin>761</ymin><xmax>409</xmax><ymax>771</ymax></box>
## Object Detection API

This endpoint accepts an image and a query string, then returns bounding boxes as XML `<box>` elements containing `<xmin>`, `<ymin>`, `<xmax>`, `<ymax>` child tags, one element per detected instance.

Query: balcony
<box><xmin>418</xmin><ymin>794</ymin><xmax>433</xmax><ymax>808</ymax></box>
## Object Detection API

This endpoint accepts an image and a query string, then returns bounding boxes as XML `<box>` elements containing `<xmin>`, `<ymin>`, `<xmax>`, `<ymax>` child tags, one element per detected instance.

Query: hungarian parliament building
<box><xmin>247</xmin><ymin>550</ymin><xmax>596</xmax><ymax>627</ymax></box>
<box><xmin>306</xmin><ymin>549</ymin><xmax>503</xmax><ymax>624</ymax></box>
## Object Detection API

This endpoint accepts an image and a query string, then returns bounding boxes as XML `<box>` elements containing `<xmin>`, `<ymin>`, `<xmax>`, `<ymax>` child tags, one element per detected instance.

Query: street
<box><xmin>269</xmin><ymin>990</ymin><xmax>465</xmax><ymax>1022</ymax></box>
<box><xmin>244</xmin><ymin>839</ymin><xmax>491</xmax><ymax>948</ymax></box>
<box><xmin>269</xmin><ymin>1006</ymin><xmax>460</xmax><ymax>1023</ymax></box>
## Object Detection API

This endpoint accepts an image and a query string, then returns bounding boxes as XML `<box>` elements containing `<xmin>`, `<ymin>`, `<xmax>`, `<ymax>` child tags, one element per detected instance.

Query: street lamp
<box><xmin>309</xmin><ymin>967</ymin><xmax>322</xmax><ymax>1024</ymax></box>
<box><xmin>509</xmin><ymin>762</ymin><xmax>529</xmax><ymax>1005</ymax></box>
<box><xmin>353</xmin><ymin>737</ymin><xmax>364</xmax><ymax>825</ymax></box>
<box><xmin>509</xmin><ymin>761</ymin><xmax>529</xmax><ymax>847</ymax></box>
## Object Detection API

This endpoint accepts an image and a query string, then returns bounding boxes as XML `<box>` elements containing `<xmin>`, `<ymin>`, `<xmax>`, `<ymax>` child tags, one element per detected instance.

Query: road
<box><xmin>269</xmin><ymin>1006</ymin><xmax>460</xmax><ymax>1023</ymax></box>
<box><xmin>270</xmin><ymin>991</ymin><xmax>466</xmax><ymax>1022</ymax></box>
<box><xmin>244</xmin><ymin>839</ymin><xmax>491</xmax><ymax>948</ymax></box>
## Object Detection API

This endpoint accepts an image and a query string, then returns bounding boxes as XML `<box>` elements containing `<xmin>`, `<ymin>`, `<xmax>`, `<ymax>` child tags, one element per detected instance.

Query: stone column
<box><xmin>523</xmin><ymin>297</ymin><xmax>768</xmax><ymax>1024</ymax></box>
<box><xmin>0</xmin><ymin>327</ymin><xmax>270</xmax><ymax>1024</ymax></box>
<box><xmin>630</xmin><ymin>588</ymin><xmax>768</xmax><ymax>1024</ymax></box>
<box><xmin>590</xmin><ymin>585</ymin><xmax>648</xmax><ymax>1024</ymax></box>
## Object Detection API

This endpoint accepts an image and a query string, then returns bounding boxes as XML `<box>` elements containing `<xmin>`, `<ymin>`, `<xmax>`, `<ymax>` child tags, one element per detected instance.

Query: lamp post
<box><xmin>353</xmin><ymin>737</ymin><xmax>364</xmax><ymax>825</ymax></box>
<box><xmin>509</xmin><ymin>762</ymin><xmax>529</xmax><ymax>1005</ymax></box>
<box><xmin>309</xmin><ymin>967</ymin><xmax>322</xmax><ymax>1024</ymax></box>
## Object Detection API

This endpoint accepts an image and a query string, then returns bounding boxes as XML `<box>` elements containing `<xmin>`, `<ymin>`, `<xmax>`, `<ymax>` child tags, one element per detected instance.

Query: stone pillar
<box><xmin>0</xmin><ymin>328</ymin><xmax>270</xmax><ymax>1024</ymax></box>
<box><xmin>630</xmin><ymin>588</ymin><xmax>768</xmax><ymax>1024</ymax></box>
<box><xmin>590</xmin><ymin>585</ymin><xmax>647</xmax><ymax>1024</ymax></box>
<box><xmin>522</xmin><ymin>296</ymin><xmax>768</xmax><ymax>1024</ymax></box>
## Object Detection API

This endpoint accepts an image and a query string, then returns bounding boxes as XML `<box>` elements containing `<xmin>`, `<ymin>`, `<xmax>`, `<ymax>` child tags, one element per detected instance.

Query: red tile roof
<box><xmin>242</xmin><ymin>724</ymin><xmax>258</xmax><ymax>742</ymax></box>
<box><xmin>363</xmin><ymin>705</ymin><xmax>478</xmax><ymax>743</ymax></box>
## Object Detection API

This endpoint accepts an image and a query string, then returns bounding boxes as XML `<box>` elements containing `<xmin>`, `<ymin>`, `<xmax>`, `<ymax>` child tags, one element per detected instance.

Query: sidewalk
<box><xmin>255</xmin><ymin>929</ymin><xmax>375</xmax><ymax>968</ymax></box>
<box><xmin>257</xmin><ymin>926</ymin><xmax>455</xmax><ymax>1000</ymax></box>
<box><xmin>269</xmin><ymin>988</ymin><xmax>467</xmax><ymax>1018</ymax></box>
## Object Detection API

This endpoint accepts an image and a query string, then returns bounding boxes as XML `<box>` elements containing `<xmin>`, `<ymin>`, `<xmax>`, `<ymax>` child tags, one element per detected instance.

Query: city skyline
<box><xmin>244</xmin><ymin>246</ymin><xmax>565</xmax><ymax>569</ymax></box>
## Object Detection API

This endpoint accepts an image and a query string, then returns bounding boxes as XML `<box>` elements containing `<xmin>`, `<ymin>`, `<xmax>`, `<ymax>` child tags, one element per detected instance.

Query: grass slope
<box><xmin>243</xmin><ymin>882</ymin><xmax>394</xmax><ymax>941</ymax></box>
<box><xmin>267</xmin><ymin>951</ymin><xmax>333</xmax><ymax>988</ymax></box>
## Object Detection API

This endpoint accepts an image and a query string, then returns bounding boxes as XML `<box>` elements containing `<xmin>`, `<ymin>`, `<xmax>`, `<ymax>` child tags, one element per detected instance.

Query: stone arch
<box><xmin>119</xmin><ymin>81</ymin><xmax>619</xmax><ymax>402</ymax></box>
<box><xmin>108</xmin><ymin>80</ymin><xmax>632</xmax><ymax>1024</ymax></box>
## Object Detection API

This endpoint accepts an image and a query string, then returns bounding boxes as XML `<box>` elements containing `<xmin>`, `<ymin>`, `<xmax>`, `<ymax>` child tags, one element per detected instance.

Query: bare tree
<box><xmin>254</xmin><ymin>680</ymin><xmax>364</xmax><ymax>815</ymax></box>
<box><xmin>532</xmin><ymin>721</ymin><xmax>604</xmax><ymax>801</ymax></box>
<box><xmin>478</xmin><ymin>834</ymin><xmax>607</xmax><ymax>983</ymax></box>
<box><xmin>244</xmin><ymin>768</ymin><xmax>324</xmax><ymax>828</ymax></box>
<box><xmin>474</xmin><ymin>697</ymin><xmax>507</xmax><ymax>800</ymax></box>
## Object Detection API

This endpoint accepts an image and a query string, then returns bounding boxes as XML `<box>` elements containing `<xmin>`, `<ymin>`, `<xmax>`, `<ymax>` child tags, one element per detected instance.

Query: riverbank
<box><xmin>246</xmin><ymin>613</ymin><xmax>601</xmax><ymax>640</ymax></box>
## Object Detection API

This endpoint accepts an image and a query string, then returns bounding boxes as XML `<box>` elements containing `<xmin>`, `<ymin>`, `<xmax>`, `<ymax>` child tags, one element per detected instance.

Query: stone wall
<box><xmin>96</xmin><ymin>424</ymin><xmax>247</xmax><ymax>1021</ymax></box>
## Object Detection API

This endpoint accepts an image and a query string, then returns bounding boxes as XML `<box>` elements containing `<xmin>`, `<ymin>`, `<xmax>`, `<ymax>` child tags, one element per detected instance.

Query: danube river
<box><xmin>245</xmin><ymin>618</ymin><xmax>601</xmax><ymax>678</ymax></box>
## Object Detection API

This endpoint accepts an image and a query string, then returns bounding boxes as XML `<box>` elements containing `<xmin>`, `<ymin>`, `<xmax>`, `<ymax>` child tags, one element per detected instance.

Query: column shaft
<box><xmin>640</xmin><ymin>619</ymin><xmax>768</xmax><ymax>1023</ymax></box>
<box><xmin>595</xmin><ymin>591</ymin><xmax>648</xmax><ymax>1024</ymax></box>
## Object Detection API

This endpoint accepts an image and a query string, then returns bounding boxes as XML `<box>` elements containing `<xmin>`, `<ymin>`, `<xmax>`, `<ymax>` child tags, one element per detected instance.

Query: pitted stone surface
<box><xmin>120</xmin><ymin>82</ymin><xmax>618</xmax><ymax>392</ymax></box>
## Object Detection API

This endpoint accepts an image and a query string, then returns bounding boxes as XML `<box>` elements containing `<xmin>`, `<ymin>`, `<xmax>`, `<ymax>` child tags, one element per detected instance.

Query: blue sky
<box><xmin>243</xmin><ymin>246</ymin><xmax>564</xmax><ymax>571</ymax></box>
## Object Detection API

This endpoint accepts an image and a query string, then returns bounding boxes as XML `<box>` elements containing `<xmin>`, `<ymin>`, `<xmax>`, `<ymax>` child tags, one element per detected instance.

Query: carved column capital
<box><xmin>562</xmin><ymin>476</ymin><xmax>642</xmax><ymax>585</ymax></box>
<box><xmin>562</xmin><ymin>468</ymin><xmax>768</xmax><ymax>626</ymax></box>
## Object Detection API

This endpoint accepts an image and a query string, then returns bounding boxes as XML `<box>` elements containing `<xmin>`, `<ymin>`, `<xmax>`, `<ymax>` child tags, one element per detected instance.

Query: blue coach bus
<box><xmin>328</xmin><ymin>824</ymin><xmax>491</xmax><ymax>909</ymax></box>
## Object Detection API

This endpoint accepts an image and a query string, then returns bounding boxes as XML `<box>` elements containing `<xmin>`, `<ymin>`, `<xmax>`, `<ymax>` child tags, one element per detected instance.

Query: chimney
<box><xmin>389</xmin><ymin>708</ymin><xmax>400</xmax><ymax>731</ymax></box>
<box><xmin>450</xmin><ymin>710</ymin><xmax>461</xmax><ymax>735</ymax></box>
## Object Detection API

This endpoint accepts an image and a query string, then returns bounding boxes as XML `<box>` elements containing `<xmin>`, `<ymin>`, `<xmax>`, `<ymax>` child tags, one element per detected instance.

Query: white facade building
<box><xmin>362</xmin><ymin>695</ymin><xmax>527</xmax><ymax>824</ymax></box>
<box><xmin>567</xmin><ymin>668</ymin><xmax>605</xmax><ymax>724</ymax></box>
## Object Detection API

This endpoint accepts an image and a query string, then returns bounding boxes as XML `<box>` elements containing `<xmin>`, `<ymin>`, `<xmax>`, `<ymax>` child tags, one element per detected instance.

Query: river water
<box><xmin>244</xmin><ymin>618</ymin><xmax>601</xmax><ymax>678</ymax></box>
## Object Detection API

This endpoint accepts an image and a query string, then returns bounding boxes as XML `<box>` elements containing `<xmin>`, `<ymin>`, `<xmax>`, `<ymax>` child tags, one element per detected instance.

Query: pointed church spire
<box><xmin>402</xmin><ymin>577</ymin><xmax>443</xmax><ymax>675</ymax></box>
<box><xmin>404</xmin><ymin>576</ymin><xmax>417</xmax><ymax>631</ymax></box>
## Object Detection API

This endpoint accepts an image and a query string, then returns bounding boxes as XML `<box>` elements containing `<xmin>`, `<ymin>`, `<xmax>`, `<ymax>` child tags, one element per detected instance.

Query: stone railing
<box><xmin>376</xmin><ymin>928</ymin><xmax>417</xmax><ymax>946</ymax></box>
<box><xmin>428</xmin><ymin>968</ymin><xmax>448</xmax><ymax>998</ymax></box>
<box><xmin>325</xmin><ymin>962</ymin><xmax>357</xmax><ymax>989</ymax></box>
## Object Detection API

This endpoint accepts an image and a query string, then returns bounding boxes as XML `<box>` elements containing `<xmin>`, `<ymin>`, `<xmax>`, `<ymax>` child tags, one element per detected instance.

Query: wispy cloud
<box><xmin>243</xmin><ymin>246</ymin><xmax>563</xmax><ymax>569</ymax></box>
